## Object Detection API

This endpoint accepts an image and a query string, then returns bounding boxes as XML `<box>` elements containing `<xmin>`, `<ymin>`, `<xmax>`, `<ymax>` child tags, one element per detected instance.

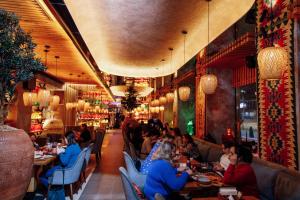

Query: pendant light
<box><xmin>159</xmin><ymin>96</ymin><xmax>167</xmax><ymax>105</ymax></box>
<box><xmin>166</xmin><ymin>48</ymin><xmax>175</xmax><ymax>104</ymax></box>
<box><xmin>51</xmin><ymin>56</ymin><xmax>60</xmax><ymax>110</ymax></box>
<box><xmin>159</xmin><ymin>106</ymin><xmax>165</xmax><ymax>111</ymax></box>
<box><xmin>200</xmin><ymin>0</ymin><xmax>218</xmax><ymax>95</ymax></box>
<box><xmin>200</xmin><ymin>74</ymin><xmax>218</xmax><ymax>94</ymax></box>
<box><xmin>23</xmin><ymin>92</ymin><xmax>37</xmax><ymax>106</ymax></box>
<box><xmin>257</xmin><ymin>0</ymin><xmax>288</xmax><ymax>80</ymax></box>
<box><xmin>166</xmin><ymin>92</ymin><xmax>175</xmax><ymax>103</ymax></box>
<box><xmin>178</xmin><ymin>30</ymin><xmax>191</xmax><ymax>102</ymax></box>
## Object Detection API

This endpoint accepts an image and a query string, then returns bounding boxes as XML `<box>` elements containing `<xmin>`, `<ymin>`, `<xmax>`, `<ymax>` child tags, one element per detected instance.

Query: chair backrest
<box><xmin>85</xmin><ymin>143</ymin><xmax>94</xmax><ymax>165</ymax></box>
<box><xmin>123</xmin><ymin>151</ymin><xmax>146</xmax><ymax>188</ymax></box>
<box><xmin>129</xmin><ymin>142</ymin><xmax>139</xmax><ymax>161</ymax></box>
<box><xmin>92</xmin><ymin>130</ymin><xmax>105</xmax><ymax>153</ymax></box>
<box><xmin>50</xmin><ymin>148</ymin><xmax>87</xmax><ymax>185</ymax></box>
<box><xmin>119</xmin><ymin>167</ymin><xmax>140</xmax><ymax>200</ymax></box>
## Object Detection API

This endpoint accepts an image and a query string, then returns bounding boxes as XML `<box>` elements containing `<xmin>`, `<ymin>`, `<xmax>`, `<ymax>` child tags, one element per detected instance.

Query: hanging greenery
<box><xmin>0</xmin><ymin>9</ymin><xmax>45</xmax><ymax>125</ymax></box>
<box><xmin>121</xmin><ymin>85</ymin><xmax>138</xmax><ymax>111</ymax></box>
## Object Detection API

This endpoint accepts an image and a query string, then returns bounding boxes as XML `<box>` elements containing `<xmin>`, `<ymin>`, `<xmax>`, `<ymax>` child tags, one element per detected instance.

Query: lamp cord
<box><xmin>270</xmin><ymin>0</ymin><xmax>274</xmax><ymax>45</ymax></box>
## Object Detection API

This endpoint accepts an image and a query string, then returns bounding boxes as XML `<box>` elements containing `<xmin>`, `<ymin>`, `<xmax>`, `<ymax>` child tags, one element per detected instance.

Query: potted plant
<box><xmin>0</xmin><ymin>9</ymin><xmax>45</xmax><ymax>200</ymax></box>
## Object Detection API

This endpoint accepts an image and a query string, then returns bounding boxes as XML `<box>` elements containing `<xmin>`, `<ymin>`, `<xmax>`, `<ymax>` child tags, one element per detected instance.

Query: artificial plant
<box><xmin>121</xmin><ymin>84</ymin><xmax>138</xmax><ymax>112</ymax></box>
<box><xmin>0</xmin><ymin>9</ymin><xmax>45</xmax><ymax>125</ymax></box>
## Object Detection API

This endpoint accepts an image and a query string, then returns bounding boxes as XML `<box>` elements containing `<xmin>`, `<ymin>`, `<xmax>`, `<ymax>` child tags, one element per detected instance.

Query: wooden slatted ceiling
<box><xmin>0</xmin><ymin>0</ymin><xmax>100</xmax><ymax>85</ymax></box>
<box><xmin>198</xmin><ymin>33</ymin><xmax>256</xmax><ymax>69</ymax></box>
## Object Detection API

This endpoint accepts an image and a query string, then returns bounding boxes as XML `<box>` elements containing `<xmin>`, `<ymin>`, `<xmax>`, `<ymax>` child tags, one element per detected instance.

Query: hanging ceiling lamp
<box><xmin>66</xmin><ymin>102</ymin><xmax>73</xmax><ymax>110</ymax></box>
<box><xmin>159</xmin><ymin>96</ymin><xmax>167</xmax><ymax>105</ymax></box>
<box><xmin>77</xmin><ymin>99</ymin><xmax>85</xmax><ymax>111</ymax></box>
<box><xmin>178</xmin><ymin>30</ymin><xmax>191</xmax><ymax>101</ymax></box>
<box><xmin>166</xmin><ymin>92</ymin><xmax>175</xmax><ymax>103</ymax></box>
<box><xmin>200</xmin><ymin>0</ymin><xmax>218</xmax><ymax>94</ymax></box>
<box><xmin>178</xmin><ymin>86</ymin><xmax>190</xmax><ymax>102</ymax></box>
<box><xmin>153</xmin><ymin>99</ymin><xmax>159</xmax><ymax>107</ymax></box>
<box><xmin>23</xmin><ymin>92</ymin><xmax>37</xmax><ymax>107</ymax></box>
<box><xmin>257</xmin><ymin>0</ymin><xmax>288</xmax><ymax>80</ymax></box>
<box><xmin>38</xmin><ymin>89</ymin><xmax>50</xmax><ymax>107</ymax></box>
<box><xmin>159</xmin><ymin>106</ymin><xmax>165</xmax><ymax>111</ymax></box>
<box><xmin>155</xmin><ymin>106</ymin><xmax>160</xmax><ymax>113</ymax></box>
<box><xmin>84</xmin><ymin>102</ymin><xmax>90</xmax><ymax>112</ymax></box>
<box><xmin>200</xmin><ymin>74</ymin><xmax>218</xmax><ymax>94</ymax></box>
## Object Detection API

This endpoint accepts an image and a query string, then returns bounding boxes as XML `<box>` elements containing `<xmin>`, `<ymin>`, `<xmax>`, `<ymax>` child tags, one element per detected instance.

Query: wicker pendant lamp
<box><xmin>178</xmin><ymin>30</ymin><xmax>191</xmax><ymax>101</ymax></box>
<box><xmin>257</xmin><ymin>0</ymin><xmax>288</xmax><ymax>80</ymax></box>
<box><xmin>200</xmin><ymin>0</ymin><xmax>218</xmax><ymax>95</ymax></box>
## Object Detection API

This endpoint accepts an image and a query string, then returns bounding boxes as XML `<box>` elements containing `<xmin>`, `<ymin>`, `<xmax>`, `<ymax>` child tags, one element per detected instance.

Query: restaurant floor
<box><xmin>79</xmin><ymin>129</ymin><xmax>125</xmax><ymax>200</ymax></box>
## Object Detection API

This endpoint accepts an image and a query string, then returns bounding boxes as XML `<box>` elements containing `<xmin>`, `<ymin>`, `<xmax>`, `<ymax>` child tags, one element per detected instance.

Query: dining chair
<box><xmin>48</xmin><ymin>148</ymin><xmax>87</xmax><ymax>200</ymax></box>
<box><xmin>123</xmin><ymin>151</ymin><xmax>146</xmax><ymax>189</ymax></box>
<box><xmin>119</xmin><ymin>167</ymin><xmax>141</xmax><ymax>200</ymax></box>
<box><xmin>81</xmin><ymin>143</ymin><xmax>94</xmax><ymax>182</ymax></box>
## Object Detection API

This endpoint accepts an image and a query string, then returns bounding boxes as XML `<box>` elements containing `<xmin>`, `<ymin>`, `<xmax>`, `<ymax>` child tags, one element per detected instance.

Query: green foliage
<box><xmin>0</xmin><ymin>9</ymin><xmax>45</xmax><ymax>104</ymax></box>
<box><xmin>121</xmin><ymin>85</ymin><xmax>138</xmax><ymax>111</ymax></box>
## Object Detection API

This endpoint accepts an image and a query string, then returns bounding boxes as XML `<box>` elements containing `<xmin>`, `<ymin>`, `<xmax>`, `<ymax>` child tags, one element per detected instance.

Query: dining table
<box><xmin>27</xmin><ymin>148</ymin><xmax>59</xmax><ymax>192</ymax></box>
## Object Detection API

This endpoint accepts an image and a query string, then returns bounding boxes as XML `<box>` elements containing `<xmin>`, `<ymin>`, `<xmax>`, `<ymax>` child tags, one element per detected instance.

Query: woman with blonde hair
<box><xmin>144</xmin><ymin>141</ymin><xmax>192</xmax><ymax>200</ymax></box>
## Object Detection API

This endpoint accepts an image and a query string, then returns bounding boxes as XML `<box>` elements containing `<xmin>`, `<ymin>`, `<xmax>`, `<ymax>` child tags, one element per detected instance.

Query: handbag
<box><xmin>47</xmin><ymin>168</ymin><xmax>65</xmax><ymax>200</ymax></box>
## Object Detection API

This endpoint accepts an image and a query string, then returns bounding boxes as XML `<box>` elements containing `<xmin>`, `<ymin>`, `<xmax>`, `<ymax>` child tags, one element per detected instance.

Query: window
<box><xmin>236</xmin><ymin>84</ymin><xmax>258</xmax><ymax>142</ymax></box>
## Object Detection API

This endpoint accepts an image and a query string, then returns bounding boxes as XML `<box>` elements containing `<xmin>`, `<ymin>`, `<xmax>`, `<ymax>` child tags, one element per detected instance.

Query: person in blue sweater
<box><xmin>140</xmin><ymin>134</ymin><xmax>175</xmax><ymax>174</ymax></box>
<box><xmin>144</xmin><ymin>141</ymin><xmax>193</xmax><ymax>200</ymax></box>
<box><xmin>40</xmin><ymin>130</ymin><xmax>81</xmax><ymax>187</ymax></box>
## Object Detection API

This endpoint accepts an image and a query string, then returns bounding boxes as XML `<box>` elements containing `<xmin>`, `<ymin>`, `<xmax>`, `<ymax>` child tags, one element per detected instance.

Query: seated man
<box><xmin>214</xmin><ymin>141</ymin><xmax>235</xmax><ymax>172</ymax></box>
<box><xmin>140</xmin><ymin>134</ymin><xmax>174</xmax><ymax>174</ymax></box>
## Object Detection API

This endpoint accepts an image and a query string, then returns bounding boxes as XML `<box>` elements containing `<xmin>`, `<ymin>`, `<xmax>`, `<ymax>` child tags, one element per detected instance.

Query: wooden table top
<box><xmin>34</xmin><ymin>155</ymin><xmax>56</xmax><ymax>166</ymax></box>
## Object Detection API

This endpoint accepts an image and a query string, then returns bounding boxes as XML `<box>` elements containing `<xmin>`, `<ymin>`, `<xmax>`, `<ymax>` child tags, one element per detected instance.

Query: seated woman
<box><xmin>223</xmin><ymin>145</ymin><xmax>259</xmax><ymax>197</ymax></box>
<box><xmin>140</xmin><ymin>127</ymin><xmax>160</xmax><ymax>159</ymax></box>
<box><xmin>40</xmin><ymin>131</ymin><xmax>81</xmax><ymax>187</ymax></box>
<box><xmin>214</xmin><ymin>141</ymin><xmax>235</xmax><ymax>172</ymax></box>
<box><xmin>182</xmin><ymin>134</ymin><xmax>202</xmax><ymax>162</ymax></box>
<box><xmin>144</xmin><ymin>141</ymin><xmax>192</xmax><ymax>200</ymax></box>
<box><xmin>140</xmin><ymin>134</ymin><xmax>174</xmax><ymax>174</ymax></box>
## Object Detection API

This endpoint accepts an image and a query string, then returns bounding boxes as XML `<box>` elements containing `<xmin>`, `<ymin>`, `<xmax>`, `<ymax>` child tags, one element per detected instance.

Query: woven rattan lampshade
<box><xmin>37</xmin><ymin>89</ymin><xmax>50</xmax><ymax>107</ymax></box>
<box><xmin>23</xmin><ymin>92</ymin><xmax>37</xmax><ymax>106</ymax></box>
<box><xmin>257</xmin><ymin>46</ymin><xmax>288</xmax><ymax>80</ymax></box>
<box><xmin>66</xmin><ymin>102</ymin><xmax>73</xmax><ymax>110</ymax></box>
<box><xmin>166</xmin><ymin>92</ymin><xmax>174</xmax><ymax>103</ymax></box>
<box><xmin>77</xmin><ymin>100</ymin><xmax>85</xmax><ymax>111</ymax></box>
<box><xmin>200</xmin><ymin>74</ymin><xmax>218</xmax><ymax>94</ymax></box>
<box><xmin>178</xmin><ymin>86</ymin><xmax>190</xmax><ymax>101</ymax></box>
<box><xmin>159</xmin><ymin>96</ymin><xmax>167</xmax><ymax>105</ymax></box>
<box><xmin>159</xmin><ymin>106</ymin><xmax>164</xmax><ymax>111</ymax></box>
<box><xmin>51</xmin><ymin>95</ymin><xmax>60</xmax><ymax>109</ymax></box>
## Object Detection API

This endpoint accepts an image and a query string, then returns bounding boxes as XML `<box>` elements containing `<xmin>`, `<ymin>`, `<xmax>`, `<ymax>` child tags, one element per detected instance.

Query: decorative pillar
<box><xmin>256</xmin><ymin>0</ymin><xmax>298</xmax><ymax>170</ymax></box>
<box><xmin>293</xmin><ymin>0</ymin><xmax>300</xmax><ymax>169</ymax></box>
<box><xmin>173</xmin><ymin>72</ymin><xmax>178</xmax><ymax>127</ymax></box>
<box><xmin>195</xmin><ymin>54</ymin><xmax>206</xmax><ymax>138</ymax></box>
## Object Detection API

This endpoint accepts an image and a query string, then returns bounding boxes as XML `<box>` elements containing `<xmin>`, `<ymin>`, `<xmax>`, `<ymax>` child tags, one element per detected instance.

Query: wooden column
<box><xmin>195</xmin><ymin>54</ymin><xmax>206</xmax><ymax>138</ymax></box>
<box><xmin>293</xmin><ymin>0</ymin><xmax>300</xmax><ymax>169</ymax></box>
